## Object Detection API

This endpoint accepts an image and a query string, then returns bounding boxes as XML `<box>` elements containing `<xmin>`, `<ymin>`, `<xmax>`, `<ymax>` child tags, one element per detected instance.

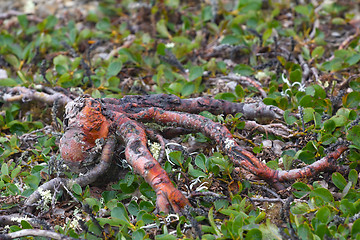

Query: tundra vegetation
<box><xmin>0</xmin><ymin>1</ymin><xmax>360</xmax><ymax>239</ymax></box>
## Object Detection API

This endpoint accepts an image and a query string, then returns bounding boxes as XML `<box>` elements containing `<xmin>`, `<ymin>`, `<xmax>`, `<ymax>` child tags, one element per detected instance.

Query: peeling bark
<box><xmin>4</xmin><ymin>90</ymin><xmax>346</xmax><ymax>214</ymax></box>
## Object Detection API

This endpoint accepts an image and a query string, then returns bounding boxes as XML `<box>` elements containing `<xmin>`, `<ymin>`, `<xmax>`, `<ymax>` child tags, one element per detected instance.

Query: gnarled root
<box><xmin>24</xmin><ymin>137</ymin><xmax>115</xmax><ymax>212</ymax></box>
<box><xmin>102</xmin><ymin>93</ymin><xmax>285</xmax><ymax>123</ymax></box>
<box><xmin>126</xmin><ymin>107</ymin><xmax>347</xmax><ymax>191</ymax></box>
<box><xmin>104</xmin><ymin>109</ymin><xmax>190</xmax><ymax>213</ymax></box>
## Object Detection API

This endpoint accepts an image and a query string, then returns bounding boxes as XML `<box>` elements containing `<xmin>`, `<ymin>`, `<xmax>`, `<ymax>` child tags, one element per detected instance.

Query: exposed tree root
<box><xmin>0</xmin><ymin>229</ymin><xmax>77</xmax><ymax>240</ymax></box>
<box><xmin>1</xmin><ymin>88</ymin><xmax>349</xmax><ymax>214</ymax></box>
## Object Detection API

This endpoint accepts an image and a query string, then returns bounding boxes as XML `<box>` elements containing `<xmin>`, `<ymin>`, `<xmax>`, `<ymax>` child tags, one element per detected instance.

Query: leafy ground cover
<box><xmin>0</xmin><ymin>0</ymin><xmax>360</xmax><ymax>239</ymax></box>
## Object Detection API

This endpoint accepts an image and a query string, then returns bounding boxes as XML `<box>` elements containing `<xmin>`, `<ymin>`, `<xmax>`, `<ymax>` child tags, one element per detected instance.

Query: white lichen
<box><xmin>11</xmin><ymin>216</ymin><xmax>31</xmax><ymax>223</ymax></box>
<box><xmin>224</xmin><ymin>139</ymin><xmax>235</xmax><ymax>150</ymax></box>
<box><xmin>148</xmin><ymin>140</ymin><xmax>161</xmax><ymax>160</ymax></box>
<box><xmin>165</xmin><ymin>42</ymin><xmax>175</xmax><ymax>48</ymax></box>
<box><xmin>165</xmin><ymin>213</ymin><xmax>179</xmax><ymax>223</ymax></box>
<box><xmin>280</xmin><ymin>74</ymin><xmax>306</xmax><ymax>97</ymax></box>
<box><xmin>36</xmin><ymin>188</ymin><xmax>52</xmax><ymax>211</ymax></box>
<box><xmin>67</xmin><ymin>208</ymin><xmax>83</xmax><ymax>230</ymax></box>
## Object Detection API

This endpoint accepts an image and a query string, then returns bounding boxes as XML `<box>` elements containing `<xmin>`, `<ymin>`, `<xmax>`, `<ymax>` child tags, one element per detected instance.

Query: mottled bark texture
<box><xmin>102</xmin><ymin>93</ymin><xmax>284</xmax><ymax>123</ymax></box>
<box><xmin>54</xmin><ymin>96</ymin><xmax>346</xmax><ymax>213</ymax></box>
<box><xmin>16</xmin><ymin>92</ymin><xmax>346</xmax><ymax>214</ymax></box>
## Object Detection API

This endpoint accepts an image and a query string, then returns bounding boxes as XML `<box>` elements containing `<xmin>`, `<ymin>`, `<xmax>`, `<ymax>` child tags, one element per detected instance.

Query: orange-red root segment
<box><xmin>276</xmin><ymin>145</ymin><xmax>348</xmax><ymax>181</ymax></box>
<box><xmin>105</xmin><ymin>109</ymin><xmax>190</xmax><ymax>213</ymax></box>
<box><xmin>126</xmin><ymin>107</ymin><xmax>347</xmax><ymax>189</ymax></box>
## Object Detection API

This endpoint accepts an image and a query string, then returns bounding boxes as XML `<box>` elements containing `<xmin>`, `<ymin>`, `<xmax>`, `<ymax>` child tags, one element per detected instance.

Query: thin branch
<box><xmin>210</xmin><ymin>73</ymin><xmax>267</xmax><ymax>98</ymax></box>
<box><xmin>2</xmin><ymin>86</ymin><xmax>72</xmax><ymax>106</ymax></box>
<box><xmin>0</xmin><ymin>229</ymin><xmax>78</xmax><ymax>240</ymax></box>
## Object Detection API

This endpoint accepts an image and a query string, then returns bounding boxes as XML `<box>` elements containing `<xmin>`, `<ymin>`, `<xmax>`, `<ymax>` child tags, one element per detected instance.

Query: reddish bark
<box><xmin>60</xmin><ymin>98</ymin><xmax>190</xmax><ymax>213</ymax></box>
<box><xmin>58</xmin><ymin>96</ymin><xmax>347</xmax><ymax>214</ymax></box>
<box><xmin>7</xmin><ymin>89</ymin><xmax>343</xmax><ymax>213</ymax></box>
<box><xmin>126</xmin><ymin>107</ymin><xmax>348</xmax><ymax>189</ymax></box>
<box><xmin>101</xmin><ymin>93</ymin><xmax>284</xmax><ymax>122</ymax></box>
<box><xmin>60</xmin><ymin>98</ymin><xmax>109</xmax><ymax>172</ymax></box>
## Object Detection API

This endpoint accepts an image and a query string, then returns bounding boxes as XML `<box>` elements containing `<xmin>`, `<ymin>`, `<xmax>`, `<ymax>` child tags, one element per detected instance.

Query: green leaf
<box><xmin>189</xmin><ymin>66</ymin><xmax>203</xmax><ymax>81</ymax></box>
<box><xmin>345</xmin><ymin>53</ymin><xmax>360</xmax><ymax>66</ymax></box>
<box><xmin>255</xmin><ymin>211</ymin><xmax>266</xmax><ymax>224</ymax></box>
<box><xmin>316</xmin><ymin>206</ymin><xmax>330</xmax><ymax>224</ymax></box>
<box><xmin>340</xmin><ymin>199</ymin><xmax>356</xmax><ymax>216</ymax></box>
<box><xmin>245</xmin><ymin>229</ymin><xmax>262</xmax><ymax>240</ymax></box>
<box><xmin>139</xmin><ymin>201</ymin><xmax>154</xmax><ymax>212</ymax></box>
<box><xmin>341</xmin><ymin>181</ymin><xmax>352</xmax><ymax>198</ymax></box>
<box><xmin>294</xmin><ymin>4</ymin><xmax>313</xmax><ymax>17</ymax></box>
<box><xmin>107</xmin><ymin>61</ymin><xmax>123</xmax><ymax>78</ymax></box>
<box><xmin>21</xmin><ymin>220</ymin><xmax>33</xmax><ymax>229</ymax></box>
<box><xmin>311</xmin><ymin>46</ymin><xmax>324</xmax><ymax>59</ymax></box>
<box><xmin>220</xmin><ymin>35</ymin><xmax>241</xmax><ymax>45</ymax></box>
<box><xmin>181</xmin><ymin>82</ymin><xmax>195</xmax><ymax>97</ymax></box>
<box><xmin>72</xmin><ymin>183</ymin><xmax>82</xmax><ymax>195</ymax></box>
<box><xmin>233</xmin><ymin>64</ymin><xmax>254</xmax><ymax>76</ymax></box>
<box><xmin>188</xmin><ymin>164</ymin><xmax>207</xmax><ymax>178</ymax></box>
<box><xmin>8</xmin><ymin>183</ymin><xmax>20</xmax><ymax>194</ymax></box>
<box><xmin>323</xmin><ymin>119</ymin><xmax>335</xmax><ymax>132</ymax></box>
<box><xmin>344</xmin><ymin>92</ymin><xmax>360</xmax><ymax>108</ymax></box>
<box><xmin>231</xmin><ymin>214</ymin><xmax>244</xmax><ymax>237</ymax></box>
<box><xmin>111</xmin><ymin>204</ymin><xmax>130</xmax><ymax>222</ymax></box>
<box><xmin>208</xmin><ymin>207</ymin><xmax>221</xmax><ymax>236</ymax></box>
<box><xmin>310</xmin><ymin>188</ymin><xmax>334</xmax><ymax>203</ymax></box>
<box><xmin>351</xmin><ymin>218</ymin><xmax>360</xmax><ymax>239</ymax></box>
<box><xmin>168</xmin><ymin>151</ymin><xmax>183</xmax><ymax>166</ymax></box>
<box><xmin>350</xmin><ymin>81</ymin><xmax>360</xmax><ymax>91</ymax></box>
<box><xmin>96</xmin><ymin>18</ymin><xmax>111</xmax><ymax>32</ymax></box>
<box><xmin>156</xmin><ymin>19</ymin><xmax>171</xmax><ymax>38</ymax></box>
<box><xmin>10</xmin><ymin>166</ymin><xmax>21</xmax><ymax>179</ymax></box>
<box><xmin>155</xmin><ymin>234</ymin><xmax>177</xmax><ymax>240</ymax></box>
<box><xmin>298</xmin><ymin>223</ymin><xmax>313</xmax><ymax>240</ymax></box>
<box><xmin>302</xmin><ymin>107</ymin><xmax>315</xmax><ymax>123</ymax></box>
<box><xmin>330</xmin><ymin>114</ymin><xmax>347</xmax><ymax>127</ymax></box>
<box><xmin>290</xmin><ymin>69</ymin><xmax>302</xmax><ymax>83</ymax></box>
<box><xmin>44</xmin><ymin>15</ymin><xmax>58</xmax><ymax>30</ymax></box>
<box><xmin>291</xmin><ymin>202</ymin><xmax>310</xmax><ymax>214</ymax></box>
<box><xmin>1</xmin><ymin>163</ymin><xmax>9</xmax><ymax>176</ymax></box>
<box><xmin>157</xmin><ymin>43</ymin><xmax>166</xmax><ymax>56</ymax></box>
<box><xmin>17</xmin><ymin>15</ymin><xmax>28</xmax><ymax>29</ymax></box>
<box><xmin>5</xmin><ymin>54</ymin><xmax>20</xmax><ymax>68</ymax></box>
<box><xmin>139</xmin><ymin>182</ymin><xmax>156</xmax><ymax>201</ymax></box>
<box><xmin>258</xmin><ymin>219</ymin><xmax>282</xmax><ymax>239</ymax></box>
<box><xmin>235</xmin><ymin>85</ymin><xmax>245</xmax><ymax>99</ymax></box>
<box><xmin>332</xmin><ymin>172</ymin><xmax>347</xmax><ymax>191</ymax></box>
<box><xmin>292</xmin><ymin>182</ymin><xmax>311</xmax><ymax>198</ymax></box>
<box><xmin>195</xmin><ymin>154</ymin><xmax>207</xmax><ymax>172</ymax></box>
<box><xmin>262</xmin><ymin>28</ymin><xmax>273</xmax><ymax>43</ymax></box>
<box><xmin>91</xmin><ymin>89</ymin><xmax>101</xmax><ymax>98</ymax></box>
<box><xmin>24</xmin><ymin>175</ymin><xmax>40</xmax><ymax>189</ymax></box>
<box><xmin>297</xmin><ymin>150</ymin><xmax>315</xmax><ymax>164</ymax></box>
<box><xmin>299</xmin><ymin>95</ymin><xmax>313</xmax><ymax>107</ymax></box>
<box><xmin>215</xmin><ymin>92</ymin><xmax>237</xmax><ymax>102</ymax></box>
<box><xmin>125</xmin><ymin>173</ymin><xmax>135</xmax><ymax>187</ymax></box>
<box><xmin>0</xmin><ymin>78</ymin><xmax>18</xmax><ymax>87</ymax></box>
<box><xmin>332</xmin><ymin>17</ymin><xmax>346</xmax><ymax>25</ymax></box>
<box><xmin>132</xmin><ymin>229</ymin><xmax>146</xmax><ymax>240</ymax></box>
<box><xmin>54</xmin><ymin>55</ymin><xmax>69</xmax><ymax>69</ymax></box>
<box><xmin>347</xmin><ymin>125</ymin><xmax>360</xmax><ymax>147</ymax></box>
<box><xmin>127</xmin><ymin>201</ymin><xmax>139</xmax><ymax>217</ymax></box>
<box><xmin>348</xmin><ymin>169</ymin><xmax>358</xmax><ymax>187</ymax></box>
<box><xmin>201</xmin><ymin>5</ymin><xmax>213</xmax><ymax>22</ymax></box>
<box><xmin>284</xmin><ymin>110</ymin><xmax>297</xmax><ymax>125</ymax></box>
<box><xmin>307</xmin><ymin>84</ymin><xmax>326</xmax><ymax>99</ymax></box>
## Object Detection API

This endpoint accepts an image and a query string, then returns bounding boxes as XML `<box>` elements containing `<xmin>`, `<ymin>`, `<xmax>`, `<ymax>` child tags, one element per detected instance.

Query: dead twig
<box><xmin>243</xmin><ymin>120</ymin><xmax>294</xmax><ymax>138</ymax></box>
<box><xmin>210</xmin><ymin>73</ymin><xmax>267</xmax><ymax>98</ymax></box>
<box><xmin>2</xmin><ymin>86</ymin><xmax>72</xmax><ymax>106</ymax></box>
<box><xmin>0</xmin><ymin>229</ymin><xmax>78</xmax><ymax>240</ymax></box>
